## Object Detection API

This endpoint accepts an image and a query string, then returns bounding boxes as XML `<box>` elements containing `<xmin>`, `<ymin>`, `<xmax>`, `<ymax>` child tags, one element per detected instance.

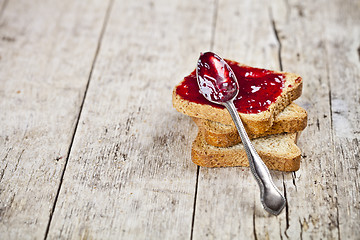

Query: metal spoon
<box><xmin>196</xmin><ymin>52</ymin><xmax>286</xmax><ymax>215</ymax></box>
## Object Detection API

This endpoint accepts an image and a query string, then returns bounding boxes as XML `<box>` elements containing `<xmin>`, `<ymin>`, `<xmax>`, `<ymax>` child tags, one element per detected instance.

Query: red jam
<box><xmin>197</xmin><ymin>52</ymin><xmax>238</xmax><ymax>102</ymax></box>
<box><xmin>176</xmin><ymin>59</ymin><xmax>285</xmax><ymax>114</ymax></box>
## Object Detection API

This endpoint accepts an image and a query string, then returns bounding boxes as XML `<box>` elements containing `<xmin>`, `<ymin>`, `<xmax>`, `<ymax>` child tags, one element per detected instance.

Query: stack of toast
<box><xmin>172</xmin><ymin>59</ymin><xmax>307</xmax><ymax>172</ymax></box>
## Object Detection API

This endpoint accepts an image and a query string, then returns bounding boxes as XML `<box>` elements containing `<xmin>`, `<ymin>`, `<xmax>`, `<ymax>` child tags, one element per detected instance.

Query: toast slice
<box><xmin>173</xmin><ymin>61</ymin><xmax>303</xmax><ymax>135</ymax></box>
<box><xmin>191</xmin><ymin>130</ymin><xmax>301</xmax><ymax>171</ymax></box>
<box><xmin>193</xmin><ymin>103</ymin><xmax>307</xmax><ymax>147</ymax></box>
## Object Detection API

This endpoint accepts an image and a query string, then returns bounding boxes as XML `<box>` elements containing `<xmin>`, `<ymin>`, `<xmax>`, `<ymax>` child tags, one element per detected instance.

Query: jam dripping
<box><xmin>176</xmin><ymin>60</ymin><xmax>285</xmax><ymax>114</ymax></box>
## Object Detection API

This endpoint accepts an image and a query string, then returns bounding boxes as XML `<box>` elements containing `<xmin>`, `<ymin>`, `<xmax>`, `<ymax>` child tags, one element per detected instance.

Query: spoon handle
<box><xmin>223</xmin><ymin>101</ymin><xmax>286</xmax><ymax>215</ymax></box>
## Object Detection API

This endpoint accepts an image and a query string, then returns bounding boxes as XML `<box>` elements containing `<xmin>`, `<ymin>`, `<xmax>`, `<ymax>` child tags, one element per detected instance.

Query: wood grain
<box><xmin>272</xmin><ymin>0</ymin><xmax>360</xmax><ymax>238</ymax></box>
<box><xmin>272</xmin><ymin>0</ymin><xmax>340</xmax><ymax>238</ymax></box>
<box><xmin>325</xmin><ymin>0</ymin><xmax>360</xmax><ymax>238</ymax></box>
<box><xmin>194</xmin><ymin>0</ymin><xmax>360</xmax><ymax>239</ymax></box>
<box><xmin>0</xmin><ymin>0</ymin><xmax>110</xmax><ymax>238</ymax></box>
<box><xmin>46</xmin><ymin>0</ymin><xmax>215</xmax><ymax>239</ymax></box>
<box><xmin>0</xmin><ymin>0</ymin><xmax>358</xmax><ymax>239</ymax></box>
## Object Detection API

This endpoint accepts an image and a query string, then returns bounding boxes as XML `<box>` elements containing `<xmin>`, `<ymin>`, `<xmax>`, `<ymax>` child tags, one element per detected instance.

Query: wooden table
<box><xmin>1</xmin><ymin>0</ymin><xmax>359</xmax><ymax>239</ymax></box>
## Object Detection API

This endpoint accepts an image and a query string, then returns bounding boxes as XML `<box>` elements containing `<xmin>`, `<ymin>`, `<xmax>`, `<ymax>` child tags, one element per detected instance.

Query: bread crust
<box><xmin>172</xmin><ymin>64</ymin><xmax>303</xmax><ymax>135</ymax></box>
<box><xmin>193</xmin><ymin>103</ymin><xmax>308</xmax><ymax>147</ymax></box>
<box><xmin>191</xmin><ymin>130</ymin><xmax>301</xmax><ymax>171</ymax></box>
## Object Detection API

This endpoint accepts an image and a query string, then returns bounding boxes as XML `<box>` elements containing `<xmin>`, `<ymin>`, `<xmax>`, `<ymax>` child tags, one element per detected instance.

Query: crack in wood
<box><xmin>324</xmin><ymin>46</ymin><xmax>335</xmax><ymax>142</ymax></box>
<box><xmin>190</xmin><ymin>166</ymin><xmax>200</xmax><ymax>240</ymax></box>
<box><xmin>298</xmin><ymin>218</ymin><xmax>303</xmax><ymax>240</ymax></box>
<box><xmin>328</xmin><ymin>90</ymin><xmax>334</xmax><ymax>134</ymax></box>
<box><xmin>43</xmin><ymin>0</ymin><xmax>115</xmax><ymax>239</ymax></box>
<box><xmin>1</xmin><ymin>148</ymin><xmax>11</xmax><ymax>162</ymax></box>
<box><xmin>191</xmin><ymin>1</ymin><xmax>218</xmax><ymax>239</ymax></box>
<box><xmin>125</xmin><ymin>113</ymin><xmax>135</xmax><ymax>135</ymax></box>
<box><xmin>339</xmin><ymin>145</ymin><xmax>345</xmax><ymax>173</ymax></box>
<box><xmin>269</xmin><ymin>9</ymin><xmax>283</xmax><ymax>71</ymax></box>
<box><xmin>324</xmin><ymin>45</ymin><xmax>343</xmax><ymax>237</ymax></box>
<box><xmin>0</xmin><ymin>169</ymin><xmax>5</xmax><ymax>183</ymax></box>
<box><xmin>292</xmin><ymin>171</ymin><xmax>297</xmax><ymax>191</ymax></box>
<box><xmin>253</xmin><ymin>210</ymin><xmax>258</xmax><ymax>240</ymax></box>
<box><xmin>357</xmin><ymin>45</ymin><xmax>360</xmax><ymax>62</ymax></box>
<box><xmin>282</xmin><ymin>178</ymin><xmax>290</xmax><ymax>238</ymax></box>
<box><xmin>0</xmin><ymin>148</ymin><xmax>12</xmax><ymax>183</ymax></box>
<box><xmin>14</xmin><ymin>149</ymin><xmax>25</xmax><ymax>172</ymax></box>
<box><xmin>335</xmin><ymin>185</ymin><xmax>341</xmax><ymax>240</ymax></box>
<box><xmin>316</xmin><ymin>118</ymin><xmax>320</xmax><ymax>131</ymax></box>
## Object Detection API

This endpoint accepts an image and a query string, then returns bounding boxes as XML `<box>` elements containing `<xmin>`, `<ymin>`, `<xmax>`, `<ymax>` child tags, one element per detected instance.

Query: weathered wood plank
<box><xmin>46</xmin><ymin>0</ymin><xmax>215</xmax><ymax>239</ymax></box>
<box><xmin>194</xmin><ymin>0</ymin><xmax>360</xmax><ymax>239</ymax></box>
<box><xmin>192</xmin><ymin>1</ymin><xmax>287</xmax><ymax>239</ymax></box>
<box><xmin>1</xmin><ymin>0</ymin><xmax>358</xmax><ymax>239</ymax></box>
<box><xmin>325</xmin><ymin>0</ymin><xmax>360</xmax><ymax>238</ymax></box>
<box><xmin>273</xmin><ymin>0</ymin><xmax>338</xmax><ymax>238</ymax></box>
<box><xmin>0</xmin><ymin>0</ymin><xmax>110</xmax><ymax>238</ymax></box>
<box><xmin>271</xmin><ymin>0</ymin><xmax>359</xmax><ymax>238</ymax></box>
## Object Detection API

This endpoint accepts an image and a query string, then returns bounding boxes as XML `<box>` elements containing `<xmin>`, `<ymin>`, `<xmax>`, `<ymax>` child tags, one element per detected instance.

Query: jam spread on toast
<box><xmin>176</xmin><ymin>60</ymin><xmax>285</xmax><ymax>114</ymax></box>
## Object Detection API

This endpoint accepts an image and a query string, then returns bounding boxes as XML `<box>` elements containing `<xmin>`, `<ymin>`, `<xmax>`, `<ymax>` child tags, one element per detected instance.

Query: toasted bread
<box><xmin>172</xmin><ymin>62</ymin><xmax>303</xmax><ymax>135</ymax></box>
<box><xmin>193</xmin><ymin>103</ymin><xmax>307</xmax><ymax>147</ymax></box>
<box><xmin>191</xmin><ymin>130</ymin><xmax>301</xmax><ymax>171</ymax></box>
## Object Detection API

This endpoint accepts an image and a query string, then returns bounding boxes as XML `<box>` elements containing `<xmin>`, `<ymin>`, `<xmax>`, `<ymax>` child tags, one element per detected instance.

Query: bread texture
<box><xmin>191</xmin><ymin>130</ymin><xmax>301</xmax><ymax>171</ymax></box>
<box><xmin>192</xmin><ymin>103</ymin><xmax>308</xmax><ymax>147</ymax></box>
<box><xmin>172</xmin><ymin>62</ymin><xmax>303</xmax><ymax>135</ymax></box>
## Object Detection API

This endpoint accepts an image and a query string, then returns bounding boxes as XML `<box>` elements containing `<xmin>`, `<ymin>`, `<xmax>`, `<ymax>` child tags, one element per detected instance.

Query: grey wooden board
<box><xmin>46</xmin><ymin>0</ymin><xmax>213</xmax><ymax>239</ymax></box>
<box><xmin>272</xmin><ymin>0</ymin><xmax>360</xmax><ymax>238</ymax></box>
<box><xmin>0</xmin><ymin>0</ymin><xmax>359</xmax><ymax>239</ymax></box>
<box><xmin>0</xmin><ymin>0</ymin><xmax>110</xmax><ymax>238</ymax></box>
<box><xmin>325</xmin><ymin>0</ymin><xmax>360</xmax><ymax>239</ymax></box>
<box><xmin>272</xmin><ymin>0</ymin><xmax>339</xmax><ymax>238</ymax></box>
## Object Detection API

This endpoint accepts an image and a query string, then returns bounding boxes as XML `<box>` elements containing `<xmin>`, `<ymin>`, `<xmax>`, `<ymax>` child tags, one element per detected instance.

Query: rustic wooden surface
<box><xmin>0</xmin><ymin>0</ymin><xmax>359</xmax><ymax>239</ymax></box>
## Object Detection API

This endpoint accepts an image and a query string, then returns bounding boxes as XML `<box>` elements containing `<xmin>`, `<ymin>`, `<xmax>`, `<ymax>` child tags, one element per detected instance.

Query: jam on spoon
<box><xmin>196</xmin><ymin>53</ymin><xmax>239</xmax><ymax>102</ymax></box>
<box><xmin>196</xmin><ymin>52</ymin><xmax>286</xmax><ymax>215</ymax></box>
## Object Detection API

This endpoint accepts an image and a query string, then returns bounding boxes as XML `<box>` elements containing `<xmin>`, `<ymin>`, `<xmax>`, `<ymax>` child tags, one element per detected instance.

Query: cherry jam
<box><xmin>197</xmin><ymin>52</ymin><xmax>238</xmax><ymax>102</ymax></box>
<box><xmin>176</xmin><ymin>58</ymin><xmax>285</xmax><ymax>114</ymax></box>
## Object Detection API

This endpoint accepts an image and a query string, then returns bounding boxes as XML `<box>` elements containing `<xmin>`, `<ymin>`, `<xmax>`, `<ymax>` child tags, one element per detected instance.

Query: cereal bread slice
<box><xmin>172</xmin><ymin>61</ymin><xmax>303</xmax><ymax>135</ymax></box>
<box><xmin>191</xmin><ymin>130</ymin><xmax>302</xmax><ymax>172</ymax></box>
<box><xmin>193</xmin><ymin>103</ymin><xmax>307</xmax><ymax>147</ymax></box>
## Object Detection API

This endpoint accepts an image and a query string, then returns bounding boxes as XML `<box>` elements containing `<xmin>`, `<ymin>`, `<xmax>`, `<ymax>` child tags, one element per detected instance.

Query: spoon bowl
<box><xmin>196</xmin><ymin>52</ymin><xmax>238</xmax><ymax>103</ymax></box>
